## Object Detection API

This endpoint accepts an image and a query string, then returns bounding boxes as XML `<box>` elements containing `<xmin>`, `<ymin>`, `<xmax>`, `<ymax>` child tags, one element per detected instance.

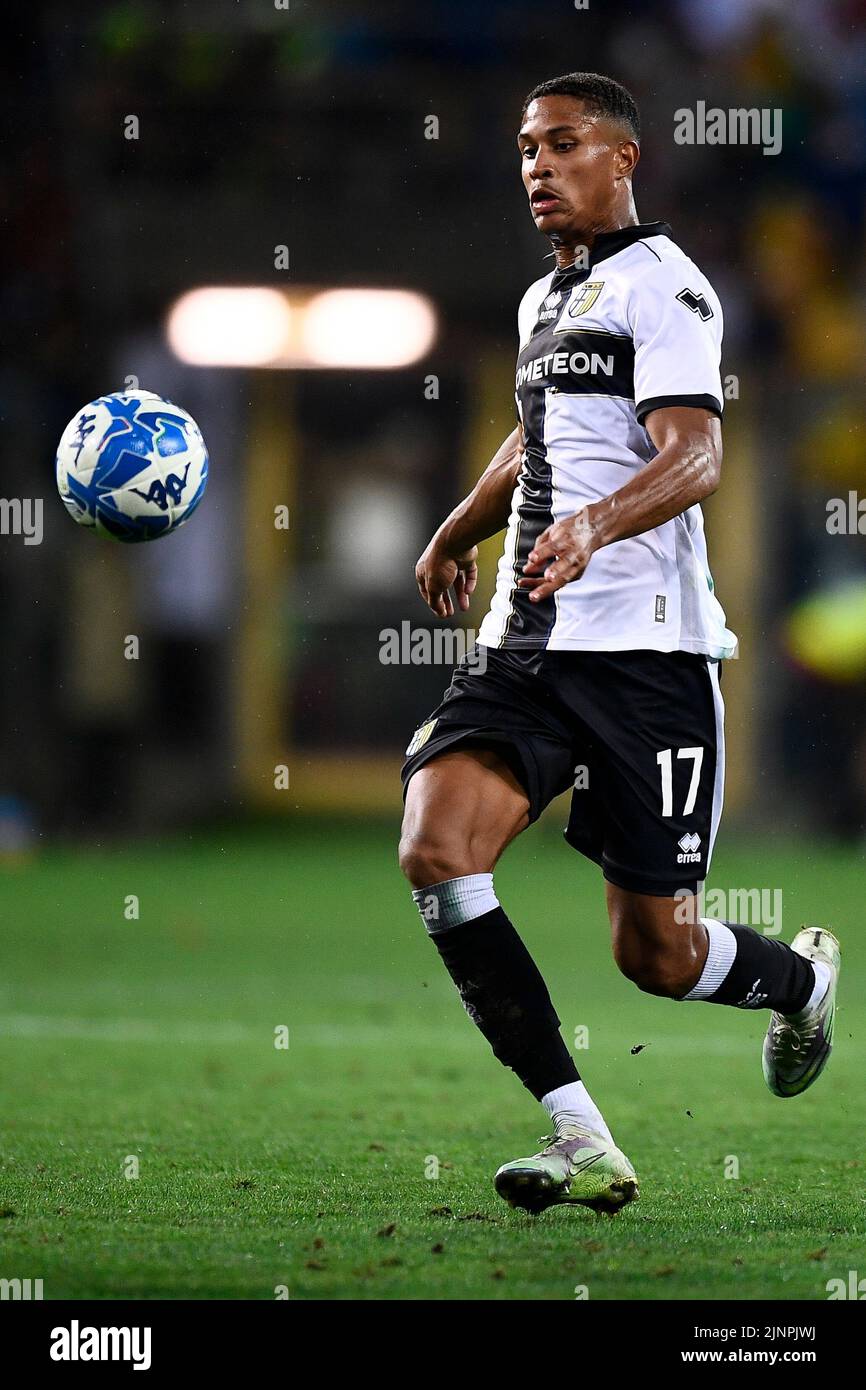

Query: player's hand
<box><xmin>415</xmin><ymin>540</ymin><xmax>478</xmax><ymax>617</ymax></box>
<box><xmin>518</xmin><ymin>509</ymin><xmax>598</xmax><ymax>601</ymax></box>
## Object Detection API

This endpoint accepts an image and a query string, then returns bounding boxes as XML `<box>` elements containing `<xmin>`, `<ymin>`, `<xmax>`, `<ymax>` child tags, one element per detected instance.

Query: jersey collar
<box><xmin>552</xmin><ymin>221</ymin><xmax>672</xmax><ymax>281</ymax></box>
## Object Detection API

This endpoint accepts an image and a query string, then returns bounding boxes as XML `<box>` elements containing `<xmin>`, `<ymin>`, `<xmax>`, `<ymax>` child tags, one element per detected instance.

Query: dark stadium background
<box><xmin>1</xmin><ymin>0</ymin><xmax>865</xmax><ymax>1307</ymax></box>
<box><xmin>3</xmin><ymin>0</ymin><xmax>865</xmax><ymax>843</ymax></box>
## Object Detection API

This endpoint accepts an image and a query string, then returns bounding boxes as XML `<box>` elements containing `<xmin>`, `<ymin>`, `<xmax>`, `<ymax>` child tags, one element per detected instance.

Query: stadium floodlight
<box><xmin>300</xmin><ymin>289</ymin><xmax>437</xmax><ymax>368</ymax></box>
<box><xmin>167</xmin><ymin>287</ymin><xmax>293</xmax><ymax>367</ymax></box>
<box><xmin>166</xmin><ymin>286</ymin><xmax>437</xmax><ymax>368</ymax></box>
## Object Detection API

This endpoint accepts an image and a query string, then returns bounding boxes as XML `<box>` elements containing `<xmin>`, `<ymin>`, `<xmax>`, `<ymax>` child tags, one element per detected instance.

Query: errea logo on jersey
<box><xmin>538</xmin><ymin>290</ymin><xmax>563</xmax><ymax>322</ymax></box>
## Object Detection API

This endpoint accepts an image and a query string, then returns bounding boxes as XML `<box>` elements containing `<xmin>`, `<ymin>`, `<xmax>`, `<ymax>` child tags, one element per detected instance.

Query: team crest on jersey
<box><xmin>406</xmin><ymin>719</ymin><xmax>438</xmax><ymax>756</ymax></box>
<box><xmin>567</xmin><ymin>281</ymin><xmax>604</xmax><ymax>317</ymax></box>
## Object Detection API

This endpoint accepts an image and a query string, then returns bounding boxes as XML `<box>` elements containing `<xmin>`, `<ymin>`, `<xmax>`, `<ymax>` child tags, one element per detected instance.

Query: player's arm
<box><xmin>416</xmin><ymin>422</ymin><xmax>523</xmax><ymax>617</ymax></box>
<box><xmin>519</xmin><ymin>406</ymin><xmax>721</xmax><ymax>602</ymax></box>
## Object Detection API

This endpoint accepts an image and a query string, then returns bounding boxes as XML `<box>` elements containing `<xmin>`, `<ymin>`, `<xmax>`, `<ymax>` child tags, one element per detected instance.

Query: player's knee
<box><xmin>398</xmin><ymin>828</ymin><xmax>466</xmax><ymax>890</ymax></box>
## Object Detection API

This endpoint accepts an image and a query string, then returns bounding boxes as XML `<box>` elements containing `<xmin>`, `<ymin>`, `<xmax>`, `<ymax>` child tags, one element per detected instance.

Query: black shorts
<box><xmin>401</xmin><ymin>646</ymin><xmax>725</xmax><ymax>897</ymax></box>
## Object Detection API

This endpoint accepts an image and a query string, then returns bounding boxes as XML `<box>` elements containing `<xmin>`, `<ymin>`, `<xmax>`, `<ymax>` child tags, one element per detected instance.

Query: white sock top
<box><xmin>411</xmin><ymin>873</ymin><xmax>499</xmax><ymax>933</ymax></box>
<box><xmin>541</xmin><ymin>1081</ymin><xmax>614</xmax><ymax>1145</ymax></box>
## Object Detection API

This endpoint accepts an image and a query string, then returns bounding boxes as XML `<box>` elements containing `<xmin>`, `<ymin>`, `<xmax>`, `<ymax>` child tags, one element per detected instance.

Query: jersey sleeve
<box><xmin>629</xmin><ymin>257</ymin><xmax>724</xmax><ymax>426</ymax></box>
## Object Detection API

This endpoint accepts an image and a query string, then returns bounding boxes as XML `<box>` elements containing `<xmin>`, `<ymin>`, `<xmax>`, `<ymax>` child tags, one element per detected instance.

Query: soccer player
<box><xmin>398</xmin><ymin>72</ymin><xmax>841</xmax><ymax>1215</ymax></box>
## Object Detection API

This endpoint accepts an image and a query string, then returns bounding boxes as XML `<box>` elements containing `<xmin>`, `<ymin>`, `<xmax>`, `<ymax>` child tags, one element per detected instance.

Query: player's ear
<box><xmin>615</xmin><ymin>139</ymin><xmax>640</xmax><ymax>179</ymax></box>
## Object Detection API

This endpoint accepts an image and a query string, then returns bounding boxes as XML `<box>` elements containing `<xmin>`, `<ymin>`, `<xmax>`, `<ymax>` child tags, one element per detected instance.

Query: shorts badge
<box><xmin>406</xmin><ymin>719</ymin><xmax>438</xmax><ymax>757</ymax></box>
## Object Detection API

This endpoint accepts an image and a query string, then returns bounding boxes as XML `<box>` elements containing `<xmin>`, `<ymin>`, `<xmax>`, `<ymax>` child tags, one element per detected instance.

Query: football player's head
<box><xmin>518</xmin><ymin>72</ymin><xmax>640</xmax><ymax>247</ymax></box>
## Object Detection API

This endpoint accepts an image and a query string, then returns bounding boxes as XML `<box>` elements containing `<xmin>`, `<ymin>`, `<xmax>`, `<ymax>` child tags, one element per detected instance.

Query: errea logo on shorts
<box><xmin>677</xmin><ymin>832</ymin><xmax>701</xmax><ymax>864</ymax></box>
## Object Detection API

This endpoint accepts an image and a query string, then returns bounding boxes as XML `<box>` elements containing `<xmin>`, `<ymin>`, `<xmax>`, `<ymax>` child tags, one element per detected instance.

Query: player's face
<box><xmin>518</xmin><ymin>96</ymin><xmax>632</xmax><ymax>240</ymax></box>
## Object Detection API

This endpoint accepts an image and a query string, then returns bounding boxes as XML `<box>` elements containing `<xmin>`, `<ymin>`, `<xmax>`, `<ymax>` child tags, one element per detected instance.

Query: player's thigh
<box><xmin>568</xmin><ymin>652</ymin><xmax>724</xmax><ymax>899</ymax></box>
<box><xmin>399</xmin><ymin>746</ymin><xmax>531</xmax><ymax>885</ymax></box>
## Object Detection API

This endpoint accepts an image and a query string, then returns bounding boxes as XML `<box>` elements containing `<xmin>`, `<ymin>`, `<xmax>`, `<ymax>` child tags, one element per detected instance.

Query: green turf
<box><xmin>0</xmin><ymin>820</ymin><xmax>862</xmax><ymax>1300</ymax></box>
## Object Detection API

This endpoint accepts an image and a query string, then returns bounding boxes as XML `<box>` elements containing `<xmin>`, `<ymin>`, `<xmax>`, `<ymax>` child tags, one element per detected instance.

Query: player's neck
<box><xmin>551</xmin><ymin>203</ymin><xmax>640</xmax><ymax>271</ymax></box>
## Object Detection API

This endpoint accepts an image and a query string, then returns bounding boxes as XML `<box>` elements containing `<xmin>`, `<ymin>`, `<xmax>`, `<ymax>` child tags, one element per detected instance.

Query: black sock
<box><xmin>427</xmin><ymin>906</ymin><xmax>578</xmax><ymax>1100</ymax></box>
<box><xmin>703</xmin><ymin>923</ymin><xmax>815</xmax><ymax>1013</ymax></box>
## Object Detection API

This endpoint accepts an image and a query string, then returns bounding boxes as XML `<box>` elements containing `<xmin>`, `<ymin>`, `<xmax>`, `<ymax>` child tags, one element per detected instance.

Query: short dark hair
<box><xmin>521</xmin><ymin>72</ymin><xmax>640</xmax><ymax>141</ymax></box>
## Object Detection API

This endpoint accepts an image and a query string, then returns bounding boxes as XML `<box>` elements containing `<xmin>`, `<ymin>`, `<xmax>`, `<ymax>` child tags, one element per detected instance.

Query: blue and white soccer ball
<box><xmin>55</xmin><ymin>389</ymin><xmax>209</xmax><ymax>542</ymax></box>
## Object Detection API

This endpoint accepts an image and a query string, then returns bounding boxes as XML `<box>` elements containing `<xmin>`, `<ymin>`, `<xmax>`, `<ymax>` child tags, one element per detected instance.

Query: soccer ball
<box><xmin>55</xmin><ymin>389</ymin><xmax>209</xmax><ymax>542</ymax></box>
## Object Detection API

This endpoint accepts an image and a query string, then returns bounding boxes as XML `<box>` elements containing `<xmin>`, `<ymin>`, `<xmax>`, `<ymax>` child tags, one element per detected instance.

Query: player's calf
<box><xmin>400</xmin><ymin>748</ymin><xmax>577</xmax><ymax>1098</ymax></box>
<box><xmin>607</xmin><ymin>887</ymin><xmax>711</xmax><ymax>998</ymax></box>
<box><xmin>607</xmin><ymin>886</ymin><xmax>821</xmax><ymax>1013</ymax></box>
<box><xmin>401</xmin><ymin>747</ymin><xmax>625</xmax><ymax>1186</ymax></box>
<box><xmin>607</xmin><ymin>887</ymin><xmax>840</xmax><ymax>1098</ymax></box>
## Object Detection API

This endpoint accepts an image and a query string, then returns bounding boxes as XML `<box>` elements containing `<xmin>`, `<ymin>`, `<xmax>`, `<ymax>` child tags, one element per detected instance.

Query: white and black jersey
<box><xmin>476</xmin><ymin>222</ymin><xmax>738</xmax><ymax>659</ymax></box>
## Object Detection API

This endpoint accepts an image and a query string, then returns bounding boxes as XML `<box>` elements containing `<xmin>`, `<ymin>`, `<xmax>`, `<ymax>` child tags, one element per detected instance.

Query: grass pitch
<box><xmin>0</xmin><ymin>820</ymin><xmax>863</xmax><ymax>1300</ymax></box>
